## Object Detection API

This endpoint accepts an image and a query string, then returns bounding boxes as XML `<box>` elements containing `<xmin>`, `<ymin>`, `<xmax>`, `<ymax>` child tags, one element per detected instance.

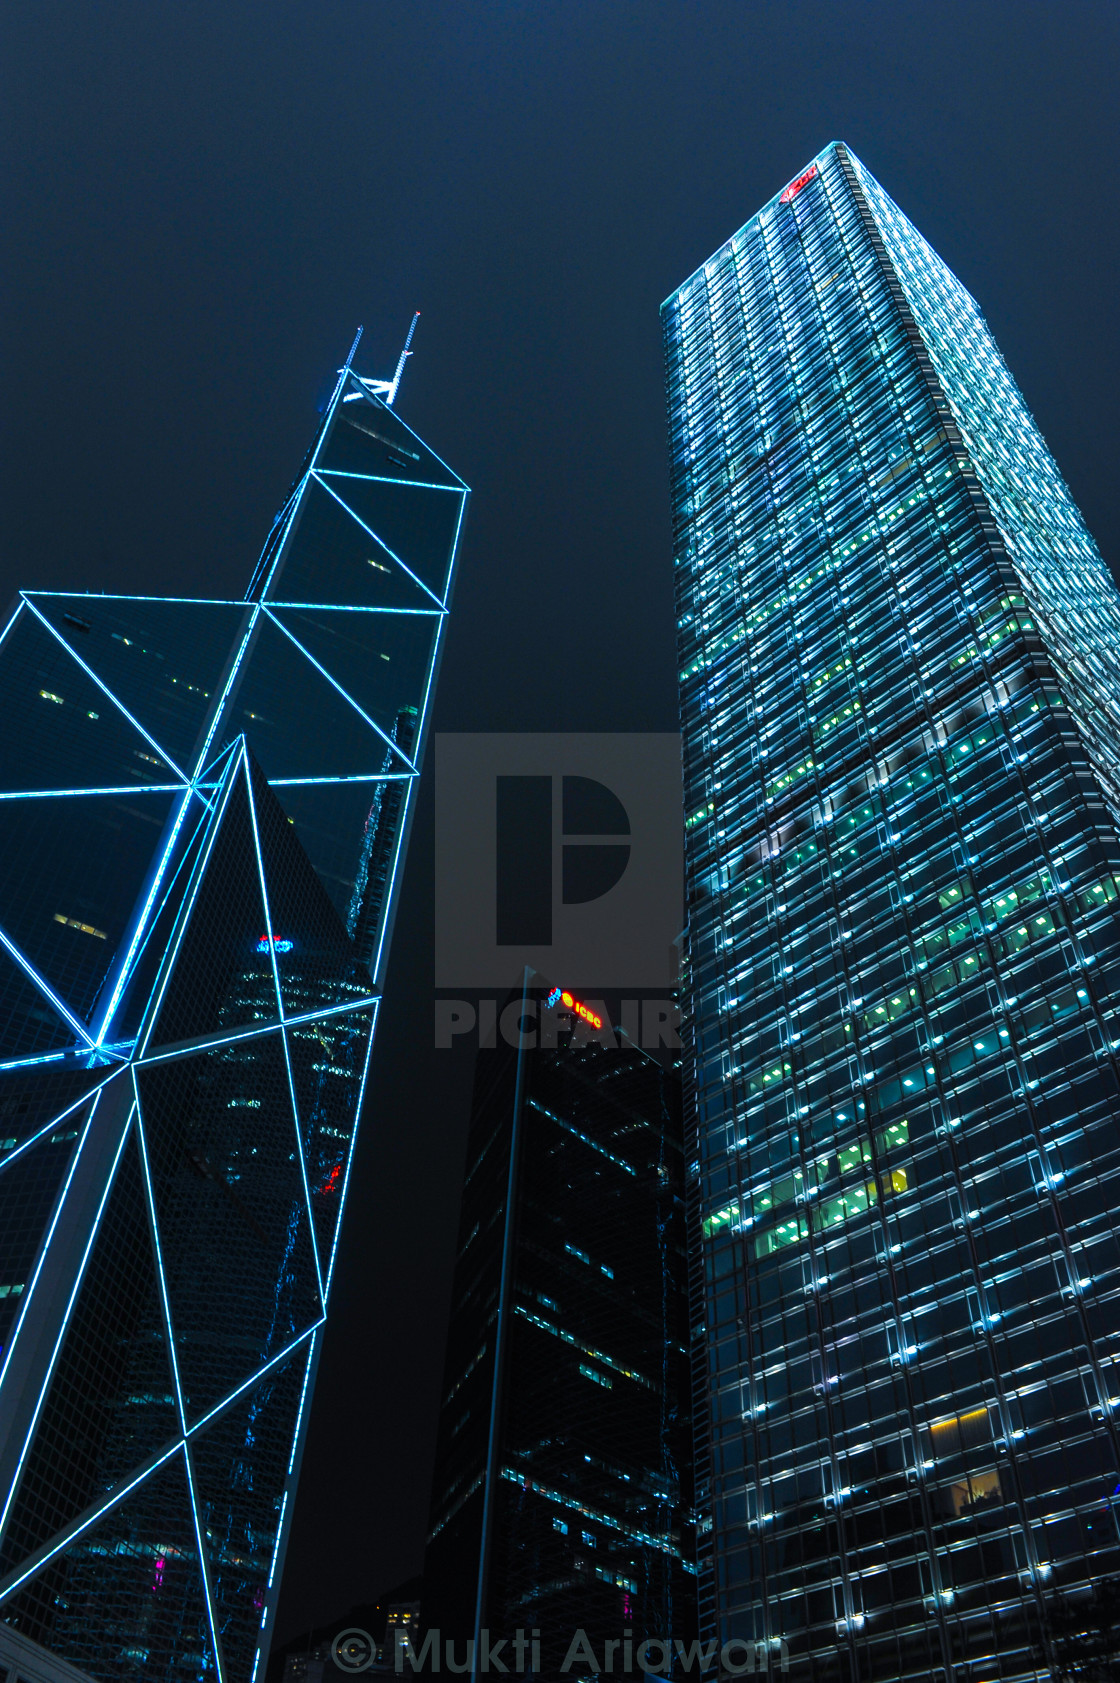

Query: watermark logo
<box><xmin>435</xmin><ymin>735</ymin><xmax>682</xmax><ymax>988</ymax></box>
<box><xmin>434</xmin><ymin>996</ymin><xmax>681</xmax><ymax>1052</ymax></box>
<box><xmin>331</xmin><ymin>1627</ymin><xmax>790</xmax><ymax>1674</ymax></box>
<box><xmin>334</xmin><ymin>1628</ymin><xmax>379</xmax><ymax>1671</ymax></box>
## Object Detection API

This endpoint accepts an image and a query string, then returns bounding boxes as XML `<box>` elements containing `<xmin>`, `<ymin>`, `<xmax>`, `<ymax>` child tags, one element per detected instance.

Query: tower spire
<box><xmin>387</xmin><ymin>310</ymin><xmax>420</xmax><ymax>407</ymax></box>
<box><xmin>350</xmin><ymin>312</ymin><xmax>421</xmax><ymax>407</ymax></box>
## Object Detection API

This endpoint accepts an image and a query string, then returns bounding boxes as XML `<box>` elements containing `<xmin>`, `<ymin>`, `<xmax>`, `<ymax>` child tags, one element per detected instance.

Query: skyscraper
<box><xmin>423</xmin><ymin>974</ymin><xmax>694</xmax><ymax>1673</ymax></box>
<box><xmin>664</xmin><ymin>143</ymin><xmax>1120</xmax><ymax>1680</ymax></box>
<box><xmin>0</xmin><ymin>333</ymin><xmax>467</xmax><ymax>1682</ymax></box>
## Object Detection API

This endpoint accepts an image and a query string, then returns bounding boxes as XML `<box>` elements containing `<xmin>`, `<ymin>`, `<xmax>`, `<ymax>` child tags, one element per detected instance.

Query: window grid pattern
<box><xmin>663</xmin><ymin>142</ymin><xmax>1120</xmax><ymax>1681</ymax></box>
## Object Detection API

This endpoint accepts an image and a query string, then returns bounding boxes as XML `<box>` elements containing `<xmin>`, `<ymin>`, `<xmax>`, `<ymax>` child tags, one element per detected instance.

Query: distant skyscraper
<box><xmin>0</xmin><ymin>333</ymin><xmax>467</xmax><ymax>1682</ymax></box>
<box><xmin>423</xmin><ymin>975</ymin><xmax>694</xmax><ymax>1674</ymax></box>
<box><xmin>664</xmin><ymin>143</ymin><xmax>1120</xmax><ymax>1679</ymax></box>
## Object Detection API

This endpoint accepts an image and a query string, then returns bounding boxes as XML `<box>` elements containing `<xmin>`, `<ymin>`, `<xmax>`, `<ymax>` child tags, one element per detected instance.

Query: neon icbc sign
<box><xmin>543</xmin><ymin>986</ymin><xmax>603</xmax><ymax>1031</ymax></box>
<box><xmin>780</xmin><ymin>164</ymin><xmax>817</xmax><ymax>205</ymax></box>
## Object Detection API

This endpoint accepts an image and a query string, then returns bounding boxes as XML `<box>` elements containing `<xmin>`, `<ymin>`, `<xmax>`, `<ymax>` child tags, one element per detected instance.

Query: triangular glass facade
<box><xmin>0</xmin><ymin>352</ymin><xmax>466</xmax><ymax>1680</ymax></box>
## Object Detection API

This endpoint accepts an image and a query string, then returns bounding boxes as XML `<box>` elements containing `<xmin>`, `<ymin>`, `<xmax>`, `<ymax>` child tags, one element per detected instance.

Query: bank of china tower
<box><xmin>0</xmin><ymin>346</ymin><xmax>466</xmax><ymax>1681</ymax></box>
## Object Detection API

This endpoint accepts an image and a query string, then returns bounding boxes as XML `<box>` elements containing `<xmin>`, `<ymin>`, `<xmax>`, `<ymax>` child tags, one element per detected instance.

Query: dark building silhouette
<box><xmin>423</xmin><ymin>975</ymin><xmax>695</xmax><ymax>1675</ymax></box>
<box><xmin>0</xmin><ymin>337</ymin><xmax>467</xmax><ymax>1681</ymax></box>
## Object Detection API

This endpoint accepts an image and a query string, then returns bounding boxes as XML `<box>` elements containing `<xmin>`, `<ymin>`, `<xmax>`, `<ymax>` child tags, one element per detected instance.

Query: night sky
<box><xmin>3</xmin><ymin>0</ymin><xmax>1119</xmax><ymax>1647</ymax></box>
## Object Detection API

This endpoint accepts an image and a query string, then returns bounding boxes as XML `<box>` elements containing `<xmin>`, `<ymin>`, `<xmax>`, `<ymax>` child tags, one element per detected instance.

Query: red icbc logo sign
<box><xmin>544</xmin><ymin>986</ymin><xmax>604</xmax><ymax>1031</ymax></box>
<box><xmin>780</xmin><ymin>164</ymin><xmax>818</xmax><ymax>205</ymax></box>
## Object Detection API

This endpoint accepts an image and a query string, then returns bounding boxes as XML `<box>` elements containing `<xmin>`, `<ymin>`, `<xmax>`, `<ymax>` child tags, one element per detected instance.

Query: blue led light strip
<box><xmin>267</xmin><ymin>772</ymin><xmax>413</xmax><ymax>787</ymax></box>
<box><xmin>21</xmin><ymin>598</ymin><xmax>189</xmax><ymax>783</ymax></box>
<box><xmin>0</xmin><ymin>1089</ymin><xmax>133</xmax><ymax>1543</ymax></box>
<box><xmin>261</xmin><ymin>607</ymin><xmax>420</xmax><ymax>773</ymax></box>
<box><xmin>242</xmin><ymin>746</ymin><xmax>286</xmax><ymax>1026</ymax></box>
<box><xmin>0</xmin><ymin>1081</ymin><xmax>116</xmax><ymax>1176</ymax></box>
<box><xmin>278</xmin><ymin>1019</ymin><xmax>326</xmax><ymax>1305</ymax></box>
<box><xmin>0</xmin><ymin>1087</ymin><xmax>106</xmax><ymax>1400</ymax></box>
<box><xmin>323</xmin><ymin>1002</ymin><xmax>378</xmax><ymax>1300</ymax></box>
<box><xmin>0</xmin><ymin>920</ymin><xmax>96</xmax><ymax>1049</ymax></box>
<box><xmin>187</xmin><ymin>607</ymin><xmax>259</xmax><ymax>778</ymax></box>
<box><xmin>183</xmin><ymin>1436</ymin><xmax>228</xmax><ymax>1681</ymax></box>
<box><xmin>0</xmin><ymin>1441</ymin><xmax>184</xmax><ymax>1606</ymax></box>
<box><xmin>92</xmin><ymin>784</ymin><xmax>206</xmax><ymax>1046</ymax></box>
<box><xmin>134</xmin><ymin>995</ymin><xmax>378</xmax><ymax>1068</ymax></box>
<box><xmin>135</xmin><ymin>754</ymin><xmax>247</xmax><ymax>1059</ymax></box>
<box><xmin>308</xmin><ymin>473</ymin><xmax>447</xmax><ymax>610</ymax></box>
<box><xmin>315</xmin><ymin>470</ymin><xmax>465</xmax><ymax>495</ymax></box>
<box><xmin>264</xmin><ymin>601</ymin><xmax>440</xmax><ymax>617</ymax></box>
<box><xmin>0</xmin><ymin>785</ymin><xmax>188</xmax><ymax>802</ymax></box>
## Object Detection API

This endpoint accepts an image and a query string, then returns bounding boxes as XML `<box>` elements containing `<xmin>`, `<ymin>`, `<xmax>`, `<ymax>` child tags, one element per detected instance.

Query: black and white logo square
<box><xmin>435</xmin><ymin>734</ymin><xmax>683</xmax><ymax>987</ymax></box>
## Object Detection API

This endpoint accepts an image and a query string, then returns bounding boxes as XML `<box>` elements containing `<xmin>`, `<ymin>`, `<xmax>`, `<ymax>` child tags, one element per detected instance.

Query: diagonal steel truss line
<box><xmin>278</xmin><ymin>1020</ymin><xmax>325</xmax><ymax>1305</ymax></box>
<box><xmin>133</xmin><ymin>749</ymin><xmax>248</xmax><ymax>1060</ymax></box>
<box><xmin>135</xmin><ymin>993</ymin><xmax>379</xmax><ymax>1068</ymax></box>
<box><xmin>309</xmin><ymin>471</ymin><xmax>447</xmax><ymax>610</ymax></box>
<box><xmin>0</xmin><ymin>1322</ymin><xmax>322</xmax><ymax>1610</ymax></box>
<box><xmin>265</xmin><ymin>599</ymin><xmax>440</xmax><ymax>617</ymax></box>
<box><xmin>0</xmin><ymin>1083</ymin><xmax>109</xmax><ymax>1402</ymax></box>
<box><xmin>267</xmin><ymin>771</ymin><xmax>413</xmax><ymax>786</ymax></box>
<box><xmin>93</xmin><ymin>783</ymin><xmax>221</xmax><ymax>1046</ymax></box>
<box><xmin>241</xmin><ymin>752</ymin><xmax>326</xmax><ymax>1300</ymax></box>
<box><xmin>91</xmin><ymin>739</ymin><xmax>242</xmax><ymax>1049</ymax></box>
<box><xmin>131</xmin><ymin>1077</ymin><xmax>227</xmax><ymax>1678</ymax></box>
<box><xmin>363</xmin><ymin>548</ymin><xmax>455</xmax><ymax>986</ymax></box>
<box><xmin>0</xmin><ymin>1048</ymin><xmax>92</xmax><ymax>1076</ymax></box>
<box><xmin>183</xmin><ymin>1436</ymin><xmax>228</xmax><ymax>1682</ymax></box>
<box><xmin>252</xmin><ymin>349</ymin><xmax>355</xmax><ymax>603</ymax></box>
<box><xmin>337</xmin><ymin>377</ymin><xmax>469</xmax><ymax>492</ymax></box>
<box><xmin>323</xmin><ymin>999</ymin><xmax>379</xmax><ymax>1302</ymax></box>
<box><xmin>316</xmin><ymin>468</ymin><xmax>466</xmax><ymax>496</ymax></box>
<box><xmin>261</xmin><ymin>606</ymin><xmax>421</xmax><ymax>774</ymax></box>
<box><xmin>20</xmin><ymin>597</ymin><xmax>190</xmax><ymax>783</ymax></box>
<box><xmin>251</xmin><ymin>1330</ymin><xmax>319</xmax><ymax>1683</ymax></box>
<box><xmin>25</xmin><ymin>591</ymin><xmax>245</xmax><ymax>607</ymax></box>
<box><xmin>0</xmin><ymin>1078</ymin><xmax>117</xmax><ymax>1177</ymax></box>
<box><xmin>0</xmin><ymin>1083</ymin><xmax>133</xmax><ymax>1546</ymax></box>
<box><xmin>187</xmin><ymin>605</ymin><xmax>260</xmax><ymax>781</ymax></box>
<box><xmin>130</xmin><ymin>1072</ymin><xmax>190</xmax><ymax>1436</ymax></box>
<box><xmin>241</xmin><ymin>743</ymin><xmax>285</xmax><ymax>1025</ymax></box>
<box><xmin>92</xmin><ymin>781</ymin><xmax>213</xmax><ymax>1048</ymax></box>
<box><xmin>0</xmin><ymin>783</ymin><xmax>188</xmax><ymax>802</ymax></box>
<box><xmin>0</xmin><ymin>919</ymin><xmax>97</xmax><ymax>1050</ymax></box>
<box><xmin>0</xmin><ymin>1438</ymin><xmax>184</xmax><ymax>1608</ymax></box>
<box><xmin>0</xmin><ymin>600</ymin><xmax>26</xmax><ymax>658</ymax></box>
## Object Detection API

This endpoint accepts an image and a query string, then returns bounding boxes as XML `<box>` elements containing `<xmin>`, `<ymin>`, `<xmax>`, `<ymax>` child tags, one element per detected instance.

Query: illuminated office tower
<box><xmin>664</xmin><ymin>143</ymin><xmax>1120</xmax><ymax>1680</ymax></box>
<box><xmin>0</xmin><ymin>332</ymin><xmax>467</xmax><ymax>1682</ymax></box>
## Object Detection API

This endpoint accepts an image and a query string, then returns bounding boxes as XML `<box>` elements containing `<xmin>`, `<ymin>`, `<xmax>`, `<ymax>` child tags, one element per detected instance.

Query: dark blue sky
<box><xmin>3</xmin><ymin>0</ymin><xmax>1119</xmax><ymax>1644</ymax></box>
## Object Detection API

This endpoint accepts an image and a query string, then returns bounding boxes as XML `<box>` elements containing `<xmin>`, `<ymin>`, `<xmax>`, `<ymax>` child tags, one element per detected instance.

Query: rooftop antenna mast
<box><xmin>351</xmin><ymin>312</ymin><xmax>420</xmax><ymax>407</ymax></box>
<box><xmin>387</xmin><ymin>310</ymin><xmax>420</xmax><ymax>406</ymax></box>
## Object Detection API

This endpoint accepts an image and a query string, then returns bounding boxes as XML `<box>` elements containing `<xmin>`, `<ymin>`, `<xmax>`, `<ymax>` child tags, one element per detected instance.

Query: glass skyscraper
<box><xmin>664</xmin><ymin>143</ymin><xmax>1120</xmax><ymax>1679</ymax></box>
<box><xmin>0</xmin><ymin>339</ymin><xmax>467</xmax><ymax>1682</ymax></box>
<box><xmin>423</xmin><ymin>974</ymin><xmax>693</xmax><ymax>1675</ymax></box>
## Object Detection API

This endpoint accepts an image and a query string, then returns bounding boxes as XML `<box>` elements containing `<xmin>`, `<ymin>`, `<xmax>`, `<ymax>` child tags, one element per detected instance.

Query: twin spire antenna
<box><xmin>344</xmin><ymin>311</ymin><xmax>421</xmax><ymax>408</ymax></box>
